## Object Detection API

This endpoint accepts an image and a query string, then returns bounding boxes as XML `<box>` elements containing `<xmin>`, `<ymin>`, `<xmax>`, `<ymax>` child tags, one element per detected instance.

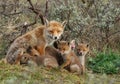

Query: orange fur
<box><xmin>57</xmin><ymin>41</ymin><xmax>83</xmax><ymax>74</ymax></box>
<box><xmin>76</xmin><ymin>43</ymin><xmax>89</xmax><ymax>73</ymax></box>
<box><xmin>21</xmin><ymin>46</ymin><xmax>60</xmax><ymax>68</ymax></box>
<box><xmin>6</xmin><ymin>20</ymin><xmax>66</xmax><ymax>64</ymax></box>
<box><xmin>45</xmin><ymin>46</ymin><xmax>64</xmax><ymax>66</ymax></box>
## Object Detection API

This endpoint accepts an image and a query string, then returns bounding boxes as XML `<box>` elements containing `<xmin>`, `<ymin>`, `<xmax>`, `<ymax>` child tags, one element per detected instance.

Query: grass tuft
<box><xmin>87</xmin><ymin>49</ymin><xmax>120</xmax><ymax>74</ymax></box>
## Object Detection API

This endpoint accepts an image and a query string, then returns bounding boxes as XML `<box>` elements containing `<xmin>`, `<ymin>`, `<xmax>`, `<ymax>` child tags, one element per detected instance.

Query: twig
<box><xmin>114</xmin><ymin>16</ymin><xmax>120</xmax><ymax>24</ymax></box>
<box><xmin>14</xmin><ymin>12</ymin><xmax>40</xmax><ymax>31</ymax></box>
<box><xmin>107</xmin><ymin>16</ymin><xmax>120</xmax><ymax>38</ymax></box>
<box><xmin>67</xmin><ymin>10</ymin><xmax>71</xmax><ymax>30</ymax></box>
<box><xmin>27</xmin><ymin>0</ymin><xmax>34</xmax><ymax>9</ymax></box>
<box><xmin>108</xmin><ymin>30</ymin><xmax>120</xmax><ymax>38</ymax></box>
<box><xmin>27</xmin><ymin>0</ymin><xmax>45</xmax><ymax>25</ymax></box>
<box><xmin>1</xmin><ymin>11</ymin><xmax>22</xmax><ymax>16</ymax></box>
<box><xmin>45</xmin><ymin>0</ymin><xmax>49</xmax><ymax>18</ymax></box>
<box><xmin>6</xmin><ymin>13</ymin><xmax>38</xmax><ymax>45</ymax></box>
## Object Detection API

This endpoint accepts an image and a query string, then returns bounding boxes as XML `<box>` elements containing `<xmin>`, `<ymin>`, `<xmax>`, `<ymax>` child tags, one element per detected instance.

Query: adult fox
<box><xmin>6</xmin><ymin>19</ymin><xmax>66</xmax><ymax>64</ymax></box>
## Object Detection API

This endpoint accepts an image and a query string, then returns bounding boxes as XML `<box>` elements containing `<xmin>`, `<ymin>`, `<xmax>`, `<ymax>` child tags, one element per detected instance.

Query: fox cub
<box><xmin>6</xmin><ymin>19</ymin><xmax>66</xmax><ymax>64</ymax></box>
<box><xmin>56</xmin><ymin>40</ymin><xmax>83</xmax><ymax>74</ymax></box>
<box><xmin>23</xmin><ymin>46</ymin><xmax>59</xmax><ymax>68</ymax></box>
<box><xmin>76</xmin><ymin>43</ymin><xmax>89</xmax><ymax>73</ymax></box>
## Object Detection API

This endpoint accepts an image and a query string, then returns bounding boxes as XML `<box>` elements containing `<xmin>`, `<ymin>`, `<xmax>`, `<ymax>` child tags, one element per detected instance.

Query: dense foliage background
<box><xmin>0</xmin><ymin>0</ymin><xmax>120</xmax><ymax>83</ymax></box>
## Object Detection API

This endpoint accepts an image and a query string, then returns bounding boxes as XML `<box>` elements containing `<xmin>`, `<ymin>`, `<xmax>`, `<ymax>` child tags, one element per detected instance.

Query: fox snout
<box><xmin>60</xmin><ymin>51</ymin><xmax>64</xmax><ymax>54</ymax></box>
<box><xmin>59</xmin><ymin>50</ymin><xmax>65</xmax><ymax>55</ymax></box>
<box><xmin>53</xmin><ymin>36</ymin><xmax>59</xmax><ymax>40</ymax></box>
<box><xmin>49</xmin><ymin>34</ymin><xmax>60</xmax><ymax>40</ymax></box>
<box><xmin>54</xmin><ymin>36</ymin><xmax>57</xmax><ymax>40</ymax></box>
<box><xmin>77</xmin><ymin>51</ymin><xmax>83</xmax><ymax>56</ymax></box>
<box><xmin>47</xmin><ymin>33</ymin><xmax>61</xmax><ymax>40</ymax></box>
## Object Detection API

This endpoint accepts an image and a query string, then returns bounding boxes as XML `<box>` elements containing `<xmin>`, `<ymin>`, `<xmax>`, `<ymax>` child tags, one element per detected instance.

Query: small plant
<box><xmin>87</xmin><ymin>49</ymin><xmax>120</xmax><ymax>74</ymax></box>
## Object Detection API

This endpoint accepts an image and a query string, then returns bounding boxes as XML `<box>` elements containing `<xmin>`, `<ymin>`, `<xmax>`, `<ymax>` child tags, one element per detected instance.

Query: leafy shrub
<box><xmin>49</xmin><ymin>0</ymin><xmax>92</xmax><ymax>40</ymax></box>
<box><xmin>49</xmin><ymin>0</ymin><xmax>120</xmax><ymax>50</ymax></box>
<box><xmin>87</xmin><ymin>49</ymin><xmax>120</xmax><ymax>74</ymax></box>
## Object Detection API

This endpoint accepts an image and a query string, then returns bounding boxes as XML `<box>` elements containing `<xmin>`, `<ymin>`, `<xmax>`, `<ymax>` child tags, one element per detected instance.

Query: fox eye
<box><xmin>49</xmin><ymin>30</ymin><xmax>53</xmax><ymax>33</ymax></box>
<box><xmin>63</xmin><ymin>48</ymin><xmax>66</xmax><ymax>51</ymax></box>
<box><xmin>58</xmin><ymin>48</ymin><xmax>61</xmax><ymax>50</ymax></box>
<box><xmin>83</xmin><ymin>49</ymin><xmax>86</xmax><ymax>51</ymax></box>
<box><xmin>57</xmin><ymin>30</ymin><xmax>61</xmax><ymax>33</ymax></box>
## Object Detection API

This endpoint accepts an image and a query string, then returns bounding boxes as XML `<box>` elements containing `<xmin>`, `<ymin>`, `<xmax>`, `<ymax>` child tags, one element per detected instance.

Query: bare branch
<box><xmin>14</xmin><ymin>12</ymin><xmax>40</xmax><ymax>30</ymax></box>
<box><xmin>66</xmin><ymin>10</ymin><xmax>71</xmax><ymax>30</ymax></box>
<box><xmin>108</xmin><ymin>30</ymin><xmax>120</xmax><ymax>38</ymax></box>
<box><xmin>107</xmin><ymin>15</ymin><xmax>120</xmax><ymax>38</ymax></box>
<box><xmin>45</xmin><ymin>0</ymin><xmax>49</xmax><ymax>18</ymax></box>
<box><xmin>114</xmin><ymin>16</ymin><xmax>120</xmax><ymax>24</ymax></box>
<box><xmin>6</xmin><ymin>12</ymin><xmax>40</xmax><ymax>44</ymax></box>
<box><xmin>81</xmin><ymin>0</ymin><xmax>85</xmax><ymax>4</ymax></box>
<box><xmin>1</xmin><ymin>11</ymin><xmax>22</xmax><ymax>17</ymax></box>
<box><xmin>27</xmin><ymin>0</ymin><xmax>34</xmax><ymax>9</ymax></box>
<box><xmin>27</xmin><ymin>0</ymin><xmax>45</xmax><ymax>25</ymax></box>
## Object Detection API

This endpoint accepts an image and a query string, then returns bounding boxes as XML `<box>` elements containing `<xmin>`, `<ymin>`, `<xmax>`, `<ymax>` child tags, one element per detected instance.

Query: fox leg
<box><xmin>15</xmin><ymin>54</ymin><xmax>22</xmax><ymax>65</ymax></box>
<box><xmin>61</xmin><ymin>59</ymin><xmax>71</xmax><ymax>69</ymax></box>
<box><xmin>36</xmin><ymin>44</ymin><xmax>46</xmax><ymax>56</ymax></box>
<box><xmin>70</xmin><ymin>64</ymin><xmax>81</xmax><ymax>73</ymax></box>
<box><xmin>27</xmin><ymin>46</ymin><xmax>40</xmax><ymax>56</ymax></box>
<box><xmin>14</xmin><ymin>48</ymin><xmax>25</xmax><ymax>64</ymax></box>
<box><xmin>20</xmin><ymin>53</ymin><xmax>31</xmax><ymax>64</ymax></box>
<box><xmin>80</xmin><ymin>56</ymin><xmax>85</xmax><ymax>73</ymax></box>
<box><xmin>44</xmin><ymin>57</ymin><xmax>58</xmax><ymax>68</ymax></box>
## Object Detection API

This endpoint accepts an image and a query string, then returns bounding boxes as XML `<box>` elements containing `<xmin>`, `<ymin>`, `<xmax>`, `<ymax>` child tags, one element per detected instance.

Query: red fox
<box><xmin>16</xmin><ymin>41</ymin><xmax>64</xmax><ymax>68</ymax></box>
<box><xmin>45</xmin><ymin>46</ymin><xmax>64</xmax><ymax>66</ymax></box>
<box><xmin>56</xmin><ymin>40</ymin><xmax>83</xmax><ymax>74</ymax></box>
<box><xmin>19</xmin><ymin>46</ymin><xmax>60</xmax><ymax>68</ymax></box>
<box><xmin>76</xmin><ymin>43</ymin><xmax>89</xmax><ymax>73</ymax></box>
<box><xmin>6</xmin><ymin>19</ymin><xmax>67</xmax><ymax>64</ymax></box>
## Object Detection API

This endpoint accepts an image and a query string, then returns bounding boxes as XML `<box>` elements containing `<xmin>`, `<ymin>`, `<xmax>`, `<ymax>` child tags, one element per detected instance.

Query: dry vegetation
<box><xmin>0</xmin><ymin>0</ymin><xmax>120</xmax><ymax>83</ymax></box>
<box><xmin>0</xmin><ymin>0</ymin><xmax>120</xmax><ymax>56</ymax></box>
<box><xmin>0</xmin><ymin>60</ymin><xmax>120</xmax><ymax>84</ymax></box>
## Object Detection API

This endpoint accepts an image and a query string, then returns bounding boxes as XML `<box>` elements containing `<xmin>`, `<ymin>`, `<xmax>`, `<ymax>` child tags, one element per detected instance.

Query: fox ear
<box><xmin>67</xmin><ymin>42</ymin><xmax>70</xmax><ymax>45</ymax></box>
<box><xmin>70</xmin><ymin>40</ymin><xmax>75</xmax><ymax>45</ymax></box>
<box><xmin>86</xmin><ymin>44</ymin><xmax>89</xmax><ymax>47</ymax></box>
<box><xmin>62</xmin><ymin>20</ymin><xmax>67</xmax><ymax>28</ymax></box>
<box><xmin>44</xmin><ymin>18</ymin><xmax>50</xmax><ymax>27</ymax></box>
<box><xmin>70</xmin><ymin>40</ymin><xmax>75</xmax><ymax>50</ymax></box>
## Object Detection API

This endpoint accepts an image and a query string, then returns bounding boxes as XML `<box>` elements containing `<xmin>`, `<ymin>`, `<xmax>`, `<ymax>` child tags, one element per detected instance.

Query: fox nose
<box><xmin>61</xmin><ymin>51</ymin><xmax>64</xmax><ymax>55</ymax></box>
<box><xmin>54</xmin><ymin>36</ymin><xmax>57</xmax><ymax>40</ymax></box>
<box><xmin>78</xmin><ymin>52</ymin><xmax>82</xmax><ymax>56</ymax></box>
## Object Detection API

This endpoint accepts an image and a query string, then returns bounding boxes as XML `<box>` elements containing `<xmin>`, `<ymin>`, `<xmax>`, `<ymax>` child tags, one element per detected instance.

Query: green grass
<box><xmin>0</xmin><ymin>60</ymin><xmax>83</xmax><ymax>84</ymax></box>
<box><xmin>0</xmin><ymin>40</ymin><xmax>8</xmax><ymax>59</ymax></box>
<box><xmin>0</xmin><ymin>58</ymin><xmax>120</xmax><ymax>84</ymax></box>
<box><xmin>87</xmin><ymin>49</ymin><xmax>120</xmax><ymax>74</ymax></box>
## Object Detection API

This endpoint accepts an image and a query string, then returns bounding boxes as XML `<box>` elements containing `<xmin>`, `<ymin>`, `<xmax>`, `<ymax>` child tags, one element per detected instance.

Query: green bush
<box><xmin>87</xmin><ymin>49</ymin><xmax>120</xmax><ymax>74</ymax></box>
<box><xmin>49</xmin><ymin>0</ymin><xmax>120</xmax><ymax>51</ymax></box>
